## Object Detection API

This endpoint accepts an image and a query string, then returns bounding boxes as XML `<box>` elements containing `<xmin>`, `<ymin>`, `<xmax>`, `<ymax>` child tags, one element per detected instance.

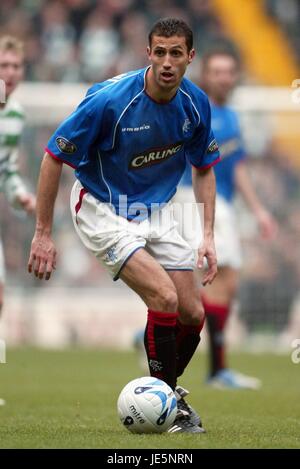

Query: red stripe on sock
<box><xmin>201</xmin><ymin>296</ymin><xmax>229</xmax><ymax>315</ymax></box>
<box><xmin>146</xmin><ymin>310</ymin><xmax>177</xmax><ymax>358</ymax></box>
<box><xmin>147</xmin><ymin>310</ymin><xmax>178</xmax><ymax>327</ymax></box>
<box><xmin>146</xmin><ymin>318</ymin><xmax>156</xmax><ymax>358</ymax></box>
<box><xmin>201</xmin><ymin>295</ymin><xmax>230</xmax><ymax>329</ymax></box>
<box><xmin>202</xmin><ymin>295</ymin><xmax>229</xmax><ymax>371</ymax></box>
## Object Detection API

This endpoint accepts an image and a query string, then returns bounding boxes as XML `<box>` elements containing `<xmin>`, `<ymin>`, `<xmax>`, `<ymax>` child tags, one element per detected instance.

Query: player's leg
<box><xmin>121</xmin><ymin>255</ymin><xmax>205</xmax><ymax>434</ymax></box>
<box><xmin>202</xmin><ymin>266</ymin><xmax>238</xmax><ymax>377</ymax></box>
<box><xmin>145</xmin><ymin>199</ymin><xmax>204</xmax><ymax>382</ymax></box>
<box><xmin>131</xmin><ymin>189</ymin><xmax>201</xmax><ymax>373</ymax></box>
<box><xmin>120</xmin><ymin>248</ymin><xmax>178</xmax><ymax>312</ymax></box>
<box><xmin>120</xmin><ymin>249</ymin><xmax>179</xmax><ymax>390</ymax></box>
<box><xmin>145</xmin><ymin>205</ymin><xmax>205</xmax><ymax>433</ymax></box>
<box><xmin>167</xmin><ymin>270</ymin><xmax>205</xmax><ymax>378</ymax></box>
<box><xmin>199</xmin><ymin>196</ymin><xmax>260</xmax><ymax>388</ymax></box>
<box><xmin>202</xmin><ymin>267</ymin><xmax>261</xmax><ymax>389</ymax></box>
<box><xmin>172</xmin><ymin>187</ymin><xmax>212</xmax><ymax>379</ymax></box>
<box><xmin>166</xmin><ymin>269</ymin><xmax>206</xmax><ymax>433</ymax></box>
<box><xmin>70</xmin><ymin>182</ymin><xmax>180</xmax><ymax>390</ymax></box>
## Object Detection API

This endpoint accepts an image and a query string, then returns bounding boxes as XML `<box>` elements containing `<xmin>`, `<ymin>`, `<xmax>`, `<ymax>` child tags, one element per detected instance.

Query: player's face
<box><xmin>202</xmin><ymin>55</ymin><xmax>239</xmax><ymax>103</ymax></box>
<box><xmin>0</xmin><ymin>50</ymin><xmax>24</xmax><ymax>99</ymax></box>
<box><xmin>147</xmin><ymin>35</ymin><xmax>194</xmax><ymax>95</ymax></box>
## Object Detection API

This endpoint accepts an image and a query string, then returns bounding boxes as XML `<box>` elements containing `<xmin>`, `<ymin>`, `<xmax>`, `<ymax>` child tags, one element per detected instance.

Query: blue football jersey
<box><xmin>46</xmin><ymin>67</ymin><xmax>220</xmax><ymax>220</ymax></box>
<box><xmin>181</xmin><ymin>102</ymin><xmax>246</xmax><ymax>202</ymax></box>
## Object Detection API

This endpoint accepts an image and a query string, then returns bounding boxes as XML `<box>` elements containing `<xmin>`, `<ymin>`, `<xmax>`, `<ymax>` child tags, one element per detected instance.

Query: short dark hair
<box><xmin>201</xmin><ymin>46</ymin><xmax>241</xmax><ymax>70</ymax></box>
<box><xmin>0</xmin><ymin>35</ymin><xmax>24</xmax><ymax>55</ymax></box>
<box><xmin>148</xmin><ymin>18</ymin><xmax>193</xmax><ymax>52</ymax></box>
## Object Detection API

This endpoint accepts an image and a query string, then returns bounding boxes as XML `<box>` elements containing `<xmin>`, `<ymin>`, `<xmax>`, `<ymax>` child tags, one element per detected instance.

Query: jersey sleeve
<box><xmin>185</xmin><ymin>95</ymin><xmax>220</xmax><ymax>170</ymax></box>
<box><xmin>45</xmin><ymin>90</ymin><xmax>107</xmax><ymax>168</ymax></box>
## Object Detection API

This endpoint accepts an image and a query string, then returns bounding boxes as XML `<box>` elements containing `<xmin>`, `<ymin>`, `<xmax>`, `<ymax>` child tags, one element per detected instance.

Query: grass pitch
<box><xmin>0</xmin><ymin>348</ymin><xmax>299</xmax><ymax>449</ymax></box>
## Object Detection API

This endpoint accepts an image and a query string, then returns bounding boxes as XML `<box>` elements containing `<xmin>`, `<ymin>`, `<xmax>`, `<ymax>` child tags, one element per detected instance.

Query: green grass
<box><xmin>0</xmin><ymin>348</ymin><xmax>299</xmax><ymax>448</ymax></box>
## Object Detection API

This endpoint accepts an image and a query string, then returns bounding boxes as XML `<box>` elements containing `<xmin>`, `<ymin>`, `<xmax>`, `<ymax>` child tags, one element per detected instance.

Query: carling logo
<box><xmin>129</xmin><ymin>142</ymin><xmax>183</xmax><ymax>169</ymax></box>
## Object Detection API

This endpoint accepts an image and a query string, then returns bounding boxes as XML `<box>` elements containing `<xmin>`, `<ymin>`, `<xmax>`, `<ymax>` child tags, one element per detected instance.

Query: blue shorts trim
<box><xmin>164</xmin><ymin>268</ymin><xmax>194</xmax><ymax>272</ymax></box>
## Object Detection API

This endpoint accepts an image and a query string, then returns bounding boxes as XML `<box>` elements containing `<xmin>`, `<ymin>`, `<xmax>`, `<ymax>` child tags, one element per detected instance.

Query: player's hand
<box><xmin>18</xmin><ymin>193</ymin><xmax>36</xmax><ymax>215</ymax></box>
<box><xmin>197</xmin><ymin>237</ymin><xmax>218</xmax><ymax>286</ymax></box>
<box><xmin>28</xmin><ymin>232</ymin><xmax>57</xmax><ymax>280</ymax></box>
<box><xmin>256</xmin><ymin>208</ymin><xmax>277</xmax><ymax>240</ymax></box>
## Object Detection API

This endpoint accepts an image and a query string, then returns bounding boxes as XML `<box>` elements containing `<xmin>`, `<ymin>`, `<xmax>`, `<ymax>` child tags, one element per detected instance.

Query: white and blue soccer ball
<box><xmin>117</xmin><ymin>377</ymin><xmax>177</xmax><ymax>433</ymax></box>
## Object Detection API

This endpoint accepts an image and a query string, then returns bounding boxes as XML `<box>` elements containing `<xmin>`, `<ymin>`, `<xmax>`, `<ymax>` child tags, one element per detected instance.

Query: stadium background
<box><xmin>0</xmin><ymin>0</ymin><xmax>300</xmax><ymax>352</ymax></box>
<box><xmin>0</xmin><ymin>0</ymin><xmax>300</xmax><ymax>451</ymax></box>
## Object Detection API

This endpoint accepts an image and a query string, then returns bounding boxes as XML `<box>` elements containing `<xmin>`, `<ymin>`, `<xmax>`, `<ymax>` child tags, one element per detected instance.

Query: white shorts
<box><xmin>174</xmin><ymin>187</ymin><xmax>242</xmax><ymax>269</ymax></box>
<box><xmin>0</xmin><ymin>238</ymin><xmax>4</xmax><ymax>283</ymax></box>
<box><xmin>70</xmin><ymin>180</ymin><xmax>195</xmax><ymax>280</ymax></box>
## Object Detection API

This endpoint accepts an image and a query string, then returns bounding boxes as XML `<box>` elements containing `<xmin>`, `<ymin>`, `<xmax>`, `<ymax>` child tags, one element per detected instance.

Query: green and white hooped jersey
<box><xmin>0</xmin><ymin>97</ymin><xmax>27</xmax><ymax>205</ymax></box>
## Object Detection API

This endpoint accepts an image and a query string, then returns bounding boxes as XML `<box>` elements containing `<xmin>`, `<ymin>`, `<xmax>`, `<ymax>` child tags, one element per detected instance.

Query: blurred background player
<box><xmin>178</xmin><ymin>48</ymin><xmax>278</xmax><ymax>389</ymax></box>
<box><xmin>0</xmin><ymin>36</ymin><xmax>36</xmax><ymax>404</ymax></box>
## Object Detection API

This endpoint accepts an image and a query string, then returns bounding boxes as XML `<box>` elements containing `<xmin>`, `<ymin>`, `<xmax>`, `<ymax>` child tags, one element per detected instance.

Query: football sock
<box><xmin>144</xmin><ymin>309</ymin><xmax>178</xmax><ymax>390</ymax></box>
<box><xmin>202</xmin><ymin>296</ymin><xmax>230</xmax><ymax>376</ymax></box>
<box><xmin>175</xmin><ymin>319</ymin><xmax>204</xmax><ymax>378</ymax></box>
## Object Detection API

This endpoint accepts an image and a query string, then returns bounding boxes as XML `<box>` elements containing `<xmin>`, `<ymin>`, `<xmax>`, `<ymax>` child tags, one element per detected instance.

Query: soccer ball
<box><xmin>117</xmin><ymin>377</ymin><xmax>177</xmax><ymax>433</ymax></box>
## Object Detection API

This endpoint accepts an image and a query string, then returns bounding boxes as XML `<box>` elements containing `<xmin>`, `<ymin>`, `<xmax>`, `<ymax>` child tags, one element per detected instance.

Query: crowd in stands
<box><xmin>264</xmin><ymin>0</ymin><xmax>300</xmax><ymax>62</ymax></box>
<box><xmin>1</xmin><ymin>0</ymin><xmax>299</xmax><ymax>83</ymax></box>
<box><xmin>0</xmin><ymin>0</ymin><xmax>228</xmax><ymax>83</ymax></box>
<box><xmin>0</xmin><ymin>0</ymin><xmax>299</xmax><ymax>333</ymax></box>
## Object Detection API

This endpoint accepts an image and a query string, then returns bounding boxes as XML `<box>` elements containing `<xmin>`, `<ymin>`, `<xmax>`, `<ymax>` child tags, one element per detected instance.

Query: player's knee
<box><xmin>197</xmin><ymin>302</ymin><xmax>205</xmax><ymax>324</ymax></box>
<box><xmin>157</xmin><ymin>287</ymin><xmax>178</xmax><ymax>312</ymax></box>
<box><xmin>179</xmin><ymin>301</ymin><xmax>205</xmax><ymax>326</ymax></box>
<box><xmin>189</xmin><ymin>302</ymin><xmax>205</xmax><ymax>325</ymax></box>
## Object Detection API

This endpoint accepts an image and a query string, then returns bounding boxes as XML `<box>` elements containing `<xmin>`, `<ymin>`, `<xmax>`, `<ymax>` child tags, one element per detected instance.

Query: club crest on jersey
<box><xmin>129</xmin><ymin>142</ymin><xmax>183</xmax><ymax>170</ymax></box>
<box><xmin>206</xmin><ymin>139</ymin><xmax>219</xmax><ymax>154</ymax></box>
<box><xmin>56</xmin><ymin>136</ymin><xmax>77</xmax><ymax>154</ymax></box>
<box><xmin>182</xmin><ymin>118</ymin><xmax>191</xmax><ymax>133</ymax></box>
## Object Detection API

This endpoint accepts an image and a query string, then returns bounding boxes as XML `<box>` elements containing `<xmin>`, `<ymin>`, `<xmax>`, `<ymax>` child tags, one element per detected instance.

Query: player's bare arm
<box><xmin>192</xmin><ymin>165</ymin><xmax>218</xmax><ymax>285</ymax></box>
<box><xmin>235</xmin><ymin>161</ymin><xmax>277</xmax><ymax>239</ymax></box>
<box><xmin>28</xmin><ymin>152</ymin><xmax>62</xmax><ymax>280</ymax></box>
